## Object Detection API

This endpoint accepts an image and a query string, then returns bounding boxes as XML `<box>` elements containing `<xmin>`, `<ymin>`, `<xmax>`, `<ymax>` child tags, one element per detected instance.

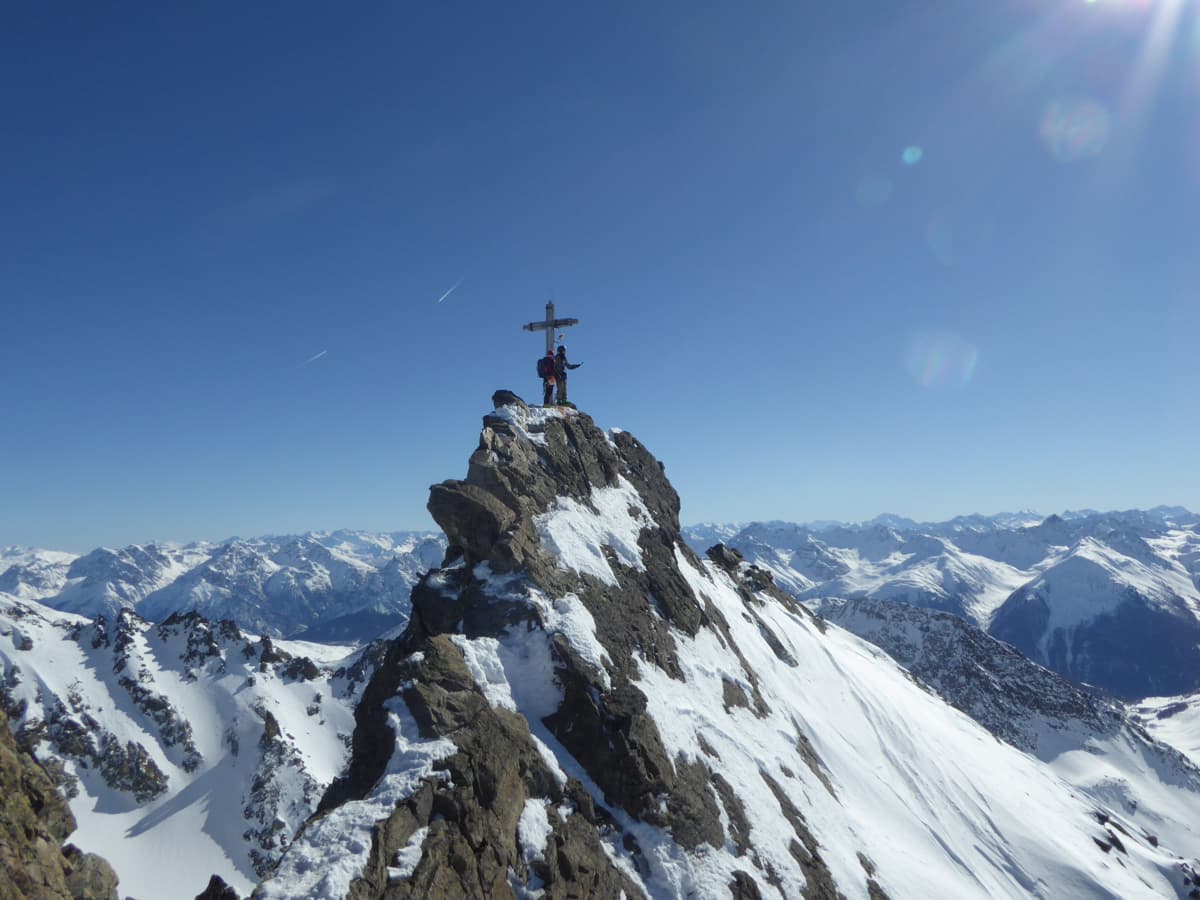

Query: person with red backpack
<box><xmin>554</xmin><ymin>345</ymin><xmax>581</xmax><ymax>405</ymax></box>
<box><xmin>537</xmin><ymin>350</ymin><xmax>556</xmax><ymax>405</ymax></box>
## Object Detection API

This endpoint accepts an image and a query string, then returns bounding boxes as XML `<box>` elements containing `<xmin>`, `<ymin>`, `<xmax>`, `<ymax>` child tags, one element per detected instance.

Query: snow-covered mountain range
<box><xmin>7</xmin><ymin>510</ymin><xmax>1197</xmax><ymax>702</ymax></box>
<box><xmin>3</xmin><ymin>395</ymin><xmax>1199</xmax><ymax>898</ymax></box>
<box><xmin>684</xmin><ymin>509</ymin><xmax>1200</xmax><ymax>699</ymax></box>
<box><xmin>0</xmin><ymin>531</ymin><xmax>445</xmax><ymax>645</ymax></box>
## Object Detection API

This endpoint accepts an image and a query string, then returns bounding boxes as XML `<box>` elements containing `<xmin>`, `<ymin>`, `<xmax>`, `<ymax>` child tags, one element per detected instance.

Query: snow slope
<box><xmin>0</xmin><ymin>597</ymin><xmax>379</xmax><ymax>899</ymax></box>
<box><xmin>1134</xmin><ymin>693</ymin><xmax>1200</xmax><ymax>770</ymax></box>
<box><xmin>813</xmin><ymin>596</ymin><xmax>1200</xmax><ymax>867</ymax></box>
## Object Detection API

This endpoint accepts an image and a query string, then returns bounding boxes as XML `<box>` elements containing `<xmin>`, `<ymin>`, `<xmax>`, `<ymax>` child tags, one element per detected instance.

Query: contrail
<box><xmin>300</xmin><ymin>349</ymin><xmax>328</xmax><ymax>367</ymax></box>
<box><xmin>436</xmin><ymin>277</ymin><xmax>464</xmax><ymax>304</ymax></box>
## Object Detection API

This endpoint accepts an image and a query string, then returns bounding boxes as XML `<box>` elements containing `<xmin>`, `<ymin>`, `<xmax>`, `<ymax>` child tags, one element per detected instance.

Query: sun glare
<box><xmin>1018</xmin><ymin>0</ymin><xmax>1194</xmax><ymax>172</ymax></box>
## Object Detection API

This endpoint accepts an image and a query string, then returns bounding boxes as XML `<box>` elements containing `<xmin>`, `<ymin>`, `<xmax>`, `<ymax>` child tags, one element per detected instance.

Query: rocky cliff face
<box><xmin>260</xmin><ymin>395</ymin><xmax>846</xmax><ymax>899</ymax></box>
<box><xmin>0</xmin><ymin>705</ymin><xmax>120</xmax><ymax>899</ymax></box>
<box><xmin>260</xmin><ymin>393</ymin><xmax>1200</xmax><ymax>900</ymax></box>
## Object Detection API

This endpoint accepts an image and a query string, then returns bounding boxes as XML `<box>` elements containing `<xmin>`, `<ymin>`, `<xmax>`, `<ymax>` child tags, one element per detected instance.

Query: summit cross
<box><xmin>523</xmin><ymin>301</ymin><xmax>579</xmax><ymax>354</ymax></box>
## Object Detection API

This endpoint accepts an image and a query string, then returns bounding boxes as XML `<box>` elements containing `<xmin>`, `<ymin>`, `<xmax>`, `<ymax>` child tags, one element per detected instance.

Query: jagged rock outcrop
<box><xmin>332</xmin><ymin>633</ymin><xmax>644</xmax><ymax>899</ymax></box>
<box><xmin>260</xmin><ymin>394</ymin><xmax>1200</xmax><ymax>900</ymax></box>
<box><xmin>298</xmin><ymin>400</ymin><xmax>711</xmax><ymax>896</ymax></box>
<box><xmin>256</xmin><ymin>395</ymin><xmax>851</xmax><ymax>900</ymax></box>
<box><xmin>0</xmin><ymin>706</ymin><xmax>120</xmax><ymax>899</ymax></box>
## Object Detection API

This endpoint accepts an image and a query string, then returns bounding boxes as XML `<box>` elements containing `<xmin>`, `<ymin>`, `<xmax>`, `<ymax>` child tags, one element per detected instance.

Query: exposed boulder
<box><xmin>196</xmin><ymin>874</ymin><xmax>241</xmax><ymax>899</ymax></box>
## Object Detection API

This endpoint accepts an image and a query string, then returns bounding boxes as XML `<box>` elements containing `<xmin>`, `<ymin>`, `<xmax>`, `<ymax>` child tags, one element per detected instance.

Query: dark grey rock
<box><xmin>196</xmin><ymin>873</ymin><xmax>241</xmax><ymax>899</ymax></box>
<box><xmin>326</xmin><ymin>635</ymin><xmax>643</xmax><ymax>900</ymax></box>
<box><xmin>730</xmin><ymin>869</ymin><xmax>764</xmax><ymax>899</ymax></box>
<box><xmin>491</xmin><ymin>389</ymin><xmax>526</xmax><ymax>409</ymax></box>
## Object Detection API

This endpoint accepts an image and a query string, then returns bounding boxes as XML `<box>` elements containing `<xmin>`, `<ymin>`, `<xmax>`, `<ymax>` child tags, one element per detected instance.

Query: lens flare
<box><xmin>904</xmin><ymin>332</ymin><xmax>980</xmax><ymax>389</ymax></box>
<box><xmin>902</xmin><ymin>146</ymin><xmax>924</xmax><ymax>165</ymax></box>
<box><xmin>1039</xmin><ymin>97</ymin><xmax>1112</xmax><ymax>162</ymax></box>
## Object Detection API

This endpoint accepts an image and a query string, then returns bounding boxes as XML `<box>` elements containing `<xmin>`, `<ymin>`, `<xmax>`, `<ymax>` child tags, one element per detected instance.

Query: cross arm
<box><xmin>523</xmin><ymin>318</ymin><xmax>579</xmax><ymax>332</ymax></box>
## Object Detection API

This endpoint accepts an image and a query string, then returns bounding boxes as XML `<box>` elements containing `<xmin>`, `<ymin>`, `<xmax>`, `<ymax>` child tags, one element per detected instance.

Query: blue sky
<box><xmin>2</xmin><ymin>2</ymin><xmax>1197</xmax><ymax>551</ymax></box>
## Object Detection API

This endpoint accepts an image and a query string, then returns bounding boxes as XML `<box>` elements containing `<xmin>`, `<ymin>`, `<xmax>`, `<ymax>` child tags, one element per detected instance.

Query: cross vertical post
<box><xmin>523</xmin><ymin>300</ymin><xmax>579</xmax><ymax>354</ymax></box>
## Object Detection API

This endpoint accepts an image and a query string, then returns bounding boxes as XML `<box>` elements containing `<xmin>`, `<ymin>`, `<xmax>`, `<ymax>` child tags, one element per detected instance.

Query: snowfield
<box><xmin>0</xmin><ymin>598</ymin><xmax>376</xmax><ymax>899</ymax></box>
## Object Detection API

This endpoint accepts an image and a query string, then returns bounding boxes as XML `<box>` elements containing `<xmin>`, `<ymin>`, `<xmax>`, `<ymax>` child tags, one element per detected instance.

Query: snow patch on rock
<box><xmin>536</xmin><ymin>478</ymin><xmax>652</xmax><ymax>587</ymax></box>
<box><xmin>258</xmin><ymin>697</ymin><xmax>455</xmax><ymax>900</ymax></box>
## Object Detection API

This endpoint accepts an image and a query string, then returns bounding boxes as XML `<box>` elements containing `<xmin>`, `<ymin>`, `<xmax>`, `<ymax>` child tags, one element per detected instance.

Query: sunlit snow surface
<box><xmin>1135</xmin><ymin>693</ymin><xmax>1200</xmax><ymax>770</ymax></box>
<box><xmin>299</xmin><ymin>496</ymin><xmax>1198</xmax><ymax>897</ymax></box>
<box><xmin>1032</xmin><ymin>537</ymin><xmax>1200</xmax><ymax>633</ymax></box>
<box><xmin>0</xmin><ymin>599</ymin><xmax>366</xmax><ymax>899</ymax></box>
<box><xmin>535</xmin><ymin>477</ymin><xmax>653</xmax><ymax>587</ymax></box>
<box><xmin>258</xmin><ymin>700</ymin><xmax>456</xmax><ymax>900</ymax></box>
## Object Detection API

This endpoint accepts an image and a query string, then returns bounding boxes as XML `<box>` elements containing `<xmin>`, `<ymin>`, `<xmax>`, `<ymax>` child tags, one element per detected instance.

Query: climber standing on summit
<box><xmin>554</xmin><ymin>345</ymin><xmax>581</xmax><ymax>406</ymax></box>
<box><xmin>539</xmin><ymin>350</ymin><xmax>556</xmax><ymax>406</ymax></box>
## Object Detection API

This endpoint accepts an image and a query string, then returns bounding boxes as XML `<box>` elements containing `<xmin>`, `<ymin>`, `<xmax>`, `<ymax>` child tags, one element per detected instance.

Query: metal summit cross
<box><xmin>523</xmin><ymin>300</ymin><xmax>579</xmax><ymax>354</ymax></box>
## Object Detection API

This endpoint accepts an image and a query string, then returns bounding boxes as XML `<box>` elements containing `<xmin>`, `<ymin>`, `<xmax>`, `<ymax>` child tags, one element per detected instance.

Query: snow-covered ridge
<box><xmin>685</xmin><ymin>512</ymin><xmax>1200</xmax><ymax>698</ymax></box>
<box><xmin>0</xmin><ymin>529</ymin><xmax>446</xmax><ymax>643</ymax></box>
<box><xmin>813</xmin><ymin>595</ymin><xmax>1200</xmax><ymax>861</ymax></box>
<box><xmin>257</xmin><ymin>397</ymin><xmax>1200</xmax><ymax>899</ymax></box>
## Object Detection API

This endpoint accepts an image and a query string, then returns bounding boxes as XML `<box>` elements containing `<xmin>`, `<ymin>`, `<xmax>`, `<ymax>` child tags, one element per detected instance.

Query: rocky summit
<box><xmin>253</xmin><ymin>393</ymin><xmax>1200</xmax><ymax>899</ymax></box>
<box><xmin>3</xmin><ymin>394</ymin><xmax>1199</xmax><ymax>898</ymax></box>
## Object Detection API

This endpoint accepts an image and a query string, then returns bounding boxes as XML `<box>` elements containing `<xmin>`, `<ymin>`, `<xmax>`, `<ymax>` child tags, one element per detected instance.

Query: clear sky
<box><xmin>2</xmin><ymin>1</ymin><xmax>1197</xmax><ymax>551</ymax></box>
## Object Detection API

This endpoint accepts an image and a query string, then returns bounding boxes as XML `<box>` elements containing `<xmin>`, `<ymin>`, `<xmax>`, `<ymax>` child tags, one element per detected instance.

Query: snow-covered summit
<box><xmin>257</xmin><ymin>392</ymin><xmax>1200</xmax><ymax>899</ymax></box>
<box><xmin>6</xmin><ymin>392</ymin><xmax>1200</xmax><ymax>898</ymax></box>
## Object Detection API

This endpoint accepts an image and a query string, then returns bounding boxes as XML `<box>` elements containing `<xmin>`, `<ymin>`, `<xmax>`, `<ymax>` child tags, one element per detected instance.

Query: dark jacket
<box><xmin>554</xmin><ymin>352</ymin><xmax>580</xmax><ymax>380</ymax></box>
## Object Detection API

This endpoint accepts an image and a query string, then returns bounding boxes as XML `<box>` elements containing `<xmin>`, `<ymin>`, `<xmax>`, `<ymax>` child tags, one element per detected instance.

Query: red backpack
<box><xmin>536</xmin><ymin>356</ymin><xmax>555</xmax><ymax>378</ymax></box>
